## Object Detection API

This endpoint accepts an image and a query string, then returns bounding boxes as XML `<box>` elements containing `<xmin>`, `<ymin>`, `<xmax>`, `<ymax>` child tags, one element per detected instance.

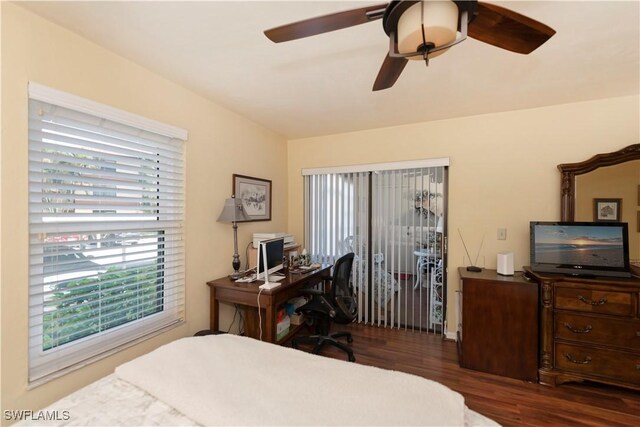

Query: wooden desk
<box><xmin>207</xmin><ymin>265</ymin><xmax>331</xmax><ymax>344</ymax></box>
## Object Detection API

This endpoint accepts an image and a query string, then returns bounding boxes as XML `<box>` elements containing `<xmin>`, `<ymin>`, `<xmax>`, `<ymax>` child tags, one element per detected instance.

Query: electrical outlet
<box><xmin>497</xmin><ymin>228</ymin><xmax>507</xmax><ymax>240</ymax></box>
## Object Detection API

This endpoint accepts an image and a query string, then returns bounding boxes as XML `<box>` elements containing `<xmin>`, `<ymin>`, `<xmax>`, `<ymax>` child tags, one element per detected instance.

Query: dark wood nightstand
<box><xmin>458</xmin><ymin>268</ymin><xmax>539</xmax><ymax>381</ymax></box>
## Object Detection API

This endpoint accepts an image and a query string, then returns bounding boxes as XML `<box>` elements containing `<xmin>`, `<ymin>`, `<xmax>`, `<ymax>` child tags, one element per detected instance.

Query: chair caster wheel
<box><xmin>348</xmin><ymin>355</ymin><xmax>356</xmax><ymax>362</ymax></box>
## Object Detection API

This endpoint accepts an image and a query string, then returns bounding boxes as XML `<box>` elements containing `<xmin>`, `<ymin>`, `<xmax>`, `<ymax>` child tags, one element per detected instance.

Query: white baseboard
<box><xmin>445</xmin><ymin>331</ymin><xmax>457</xmax><ymax>341</ymax></box>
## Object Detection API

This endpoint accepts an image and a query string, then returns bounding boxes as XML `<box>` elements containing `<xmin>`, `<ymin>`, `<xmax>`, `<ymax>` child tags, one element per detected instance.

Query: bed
<box><xmin>21</xmin><ymin>334</ymin><xmax>499</xmax><ymax>426</ymax></box>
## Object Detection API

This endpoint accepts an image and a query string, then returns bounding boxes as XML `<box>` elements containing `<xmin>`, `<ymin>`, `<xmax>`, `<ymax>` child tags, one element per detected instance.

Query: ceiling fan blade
<box><xmin>264</xmin><ymin>3</ymin><xmax>388</xmax><ymax>43</ymax></box>
<box><xmin>469</xmin><ymin>2</ymin><xmax>556</xmax><ymax>54</ymax></box>
<box><xmin>373</xmin><ymin>54</ymin><xmax>408</xmax><ymax>91</ymax></box>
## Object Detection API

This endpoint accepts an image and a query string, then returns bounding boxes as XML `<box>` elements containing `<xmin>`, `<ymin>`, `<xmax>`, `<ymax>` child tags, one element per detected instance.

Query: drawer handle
<box><xmin>563</xmin><ymin>323</ymin><xmax>592</xmax><ymax>334</ymax></box>
<box><xmin>564</xmin><ymin>352</ymin><xmax>592</xmax><ymax>365</ymax></box>
<box><xmin>577</xmin><ymin>295</ymin><xmax>607</xmax><ymax>306</ymax></box>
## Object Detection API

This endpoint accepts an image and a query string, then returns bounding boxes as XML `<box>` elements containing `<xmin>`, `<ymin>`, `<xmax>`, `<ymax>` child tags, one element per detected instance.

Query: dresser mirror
<box><xmin>558</xmin><ymin>144</ymin><xmax>640</xmax><ymax>269</ymax></box>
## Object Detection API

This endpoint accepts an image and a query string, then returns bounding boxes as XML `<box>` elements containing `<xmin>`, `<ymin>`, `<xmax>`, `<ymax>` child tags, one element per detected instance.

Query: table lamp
<box><xmin>217</xmin><ymin>196</ymin><xmax>251</xmax><ymax>279</ymax></box>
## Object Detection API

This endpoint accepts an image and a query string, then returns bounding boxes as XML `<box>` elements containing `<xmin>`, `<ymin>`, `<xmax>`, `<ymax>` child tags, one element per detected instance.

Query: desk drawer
<box><xmin>555</xmin><ymin>343</ymin><xmax>640</xmax><ymax>385</ymax></box>
<box><xmin>555</xmin><ymin>312</ymin><xmax>640</xmax><ymax>351</ymax></box>
<box><xmin>555</xmin><ymin>286</ymin><xmax>633</xmax><ymax>316</ymax></box>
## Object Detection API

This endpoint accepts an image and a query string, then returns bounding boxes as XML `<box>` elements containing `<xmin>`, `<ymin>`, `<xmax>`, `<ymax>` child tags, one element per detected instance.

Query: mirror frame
<box><xmin>558</xmin><ymin>144</ymin><xmax>640</xmax><ymax>221</ymax></box>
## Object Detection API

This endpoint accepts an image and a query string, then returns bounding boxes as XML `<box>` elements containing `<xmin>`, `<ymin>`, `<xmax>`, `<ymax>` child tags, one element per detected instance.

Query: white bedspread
<box><xmin>116</xmin><ymin>334</ymin><xmax>475</xmax><ymax>426</ymax></box>
<box><xmin>21</xmin><ymin>334</ymin><xmax>499</xmax><ymax>426</ymax></box>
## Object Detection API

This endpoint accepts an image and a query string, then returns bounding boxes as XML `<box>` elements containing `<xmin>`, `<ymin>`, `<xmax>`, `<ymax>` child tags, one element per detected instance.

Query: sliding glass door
<box><xmin>371</xmin><ymin>167</ymin><xmax>446</xmax><ymax>331</ymax></box>
<box><xmin>303</xmin><ymin>161</ymin><xmax>448</xmax><ymax>333</ymax></box>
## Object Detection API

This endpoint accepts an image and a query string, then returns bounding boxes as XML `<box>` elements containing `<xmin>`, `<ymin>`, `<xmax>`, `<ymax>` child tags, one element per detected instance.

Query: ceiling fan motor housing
<box><xmin>384</xmin><ymin>0</ymin><xmax>478</xmax><ymax>59</ymax></box>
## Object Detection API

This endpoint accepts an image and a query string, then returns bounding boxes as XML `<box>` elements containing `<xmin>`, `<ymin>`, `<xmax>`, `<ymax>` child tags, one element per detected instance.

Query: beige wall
<box><xmin>287</xmin><ymin>95</ymin><xmax>640</xmax><ymax>336</ymax></box>
<box><xmin>1</xmin><ymin>3</ymin><xmax>287</xmax><ymax>415</ymax></box>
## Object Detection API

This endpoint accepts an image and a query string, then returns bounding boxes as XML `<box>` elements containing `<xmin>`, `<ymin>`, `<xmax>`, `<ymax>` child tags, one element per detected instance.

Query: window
<box><xmin>28</xmin><ymin>83</ymin><xmax>187</xmax><ymax>383</ymax></box>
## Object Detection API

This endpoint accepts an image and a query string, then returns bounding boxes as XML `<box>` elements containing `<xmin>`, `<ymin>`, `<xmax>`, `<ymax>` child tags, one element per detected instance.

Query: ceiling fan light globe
<box><xmin>397</xmin><ymin>0</ymin><xmax>458</xmax><ymax>60</ymax></box>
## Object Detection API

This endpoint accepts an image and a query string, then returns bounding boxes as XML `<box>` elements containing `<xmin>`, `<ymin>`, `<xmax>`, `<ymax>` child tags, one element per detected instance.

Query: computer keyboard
<box><xmin>235</xmin><ymin>274</ymin><xmax>285</xmax><ymax>283</ymax></box>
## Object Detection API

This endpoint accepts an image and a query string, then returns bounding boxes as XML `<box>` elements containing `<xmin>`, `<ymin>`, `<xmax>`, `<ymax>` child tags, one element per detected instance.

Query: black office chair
<box><xmin>291</xmin><ymin>253</ymin><xmax>357</xmax><ymax>362</ymax></box>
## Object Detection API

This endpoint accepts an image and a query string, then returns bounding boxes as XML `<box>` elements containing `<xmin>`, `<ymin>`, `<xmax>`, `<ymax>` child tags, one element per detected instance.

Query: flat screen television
<box><xmin>530</xmin><ymin>221</ymin><xmax>631</xmax><ymax>278</ymax></box>
<box><xmin>256</xmin><ymin>237</ymin><xmax>284</xmax><ymax>280</ymax></box>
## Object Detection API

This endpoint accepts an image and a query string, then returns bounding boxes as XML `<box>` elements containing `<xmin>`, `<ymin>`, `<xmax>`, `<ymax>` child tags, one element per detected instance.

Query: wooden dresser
<box><xmin>526</xmin><ymin>267</ymin><xmax>640</xmax><ymax>390</ymax></box>
<box><xmin>458</xmin><ymin>268</ymin><xmax>539</xmax><ymax>381</ymax></box>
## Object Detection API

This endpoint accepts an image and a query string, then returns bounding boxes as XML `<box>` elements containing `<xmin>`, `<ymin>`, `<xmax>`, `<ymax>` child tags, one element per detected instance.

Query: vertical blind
<box><xmin>28</xmin><ymin>83</ymin><xmax>187</xmax><ymax>382</ymax></box>
<box><xmin>371</xmin><ymin>167</ymin><xmax>446</xmax><ymax>331</ymax></box>
<box><xmin>304</xmin><ymin>172</ymin><xmax>370</xmax><ymax>322</ymax></box>
<box><xmin>304</xmin><ymin>161</ymin><xmax>447</xmax><ymax>331</ymax></box>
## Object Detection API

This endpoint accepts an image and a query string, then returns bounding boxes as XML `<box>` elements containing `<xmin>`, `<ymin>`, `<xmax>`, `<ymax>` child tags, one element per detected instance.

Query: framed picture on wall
<box><xmin>232</xmin><ymin>174</ymin><xmax>272</xmax><ymax>221</ymax></box>
<box><xmin>593</xmin><ymin>198</ymin><xmax>622</xmax><ymax>222</ymax></box>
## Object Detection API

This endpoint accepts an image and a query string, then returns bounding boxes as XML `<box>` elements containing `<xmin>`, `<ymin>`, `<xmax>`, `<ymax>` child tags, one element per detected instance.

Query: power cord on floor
<box><xmin>238</xmin><ymin>307</ymin><xmax>245</xmax><ymax>336</ymax></box>
<box><xmin>227</xmin><ymin>305</ymin><xmax>240</xmax><ymax>333</ymax></box>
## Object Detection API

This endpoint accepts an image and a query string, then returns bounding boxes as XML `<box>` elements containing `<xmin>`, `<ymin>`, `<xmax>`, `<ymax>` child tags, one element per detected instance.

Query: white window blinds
<box><xmin>28</xmin><ymin>83</ymin><xmax>187</xmax><ymax>383</ymax></box>
<box><xmin>304</xmin><ymin>172</ymin><xmax>370</xmax><ymax>322</ymax></box>
<box><xmin>370</xmin><ymin>167</ymin><xmax>446</xmax><ymax>330</ymax></box>
<box><xmin>303</xmin><ymin>160</ymin><xmax>448</xmax><ymax>331</ymax></box>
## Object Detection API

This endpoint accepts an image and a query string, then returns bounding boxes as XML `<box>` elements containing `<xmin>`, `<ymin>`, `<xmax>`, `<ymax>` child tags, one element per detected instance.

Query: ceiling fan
<box><xmin>264</xmin><ymin>0</ymin><xmax>555</xmax><ymax>91</ymax></box>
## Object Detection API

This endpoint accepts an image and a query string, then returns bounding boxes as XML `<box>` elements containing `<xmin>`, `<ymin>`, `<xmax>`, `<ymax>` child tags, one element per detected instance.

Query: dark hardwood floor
<box><xmin>291</xmin><ymin>323</ymin><xmax>640</xmax><ymax>427</ymax></box>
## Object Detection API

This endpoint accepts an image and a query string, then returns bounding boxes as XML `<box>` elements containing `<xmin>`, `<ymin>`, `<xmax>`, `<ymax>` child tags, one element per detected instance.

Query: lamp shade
<box><xmin>397</xmin><ymin>0</ymin><xmax>458</xmax><ymax>60</ymax></box>
<box><xmin>217</xmin><ymin>197</ymin><xmax>251</xmax><ymax>223</ymax></box>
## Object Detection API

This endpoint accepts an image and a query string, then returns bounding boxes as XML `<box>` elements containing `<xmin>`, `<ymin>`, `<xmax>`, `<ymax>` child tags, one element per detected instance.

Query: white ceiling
<box><xmin>18</xmin><ymin>1</ymin><xmax>640</xmax><ymax>139</ymax></box>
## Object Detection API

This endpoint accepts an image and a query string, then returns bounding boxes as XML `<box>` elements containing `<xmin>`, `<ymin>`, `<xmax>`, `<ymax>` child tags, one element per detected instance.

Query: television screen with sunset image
<box><xmin>530</xmin><ymin>222</ymin><xmax>630</xmax><ymax>278</ymax></box>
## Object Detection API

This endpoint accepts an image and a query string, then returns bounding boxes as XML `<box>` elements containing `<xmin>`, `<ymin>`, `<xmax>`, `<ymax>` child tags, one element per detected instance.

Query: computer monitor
<box><xmin>256</xmin><ymin>237</ymin><xmax>284</xmax><ymax>280</ymax></box>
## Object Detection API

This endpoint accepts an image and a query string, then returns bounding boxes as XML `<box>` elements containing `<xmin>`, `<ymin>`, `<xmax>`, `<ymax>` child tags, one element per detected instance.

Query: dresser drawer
<box><xmin>555</xmin><ymin>343</ymin><xmax>640</xmax><ymax>385</ymax></box>
<box><xmin>555</xmin><ymin>312</ymin><xmax>640</xmax><ymax>351</ymax></box>
<box><xmin>555</xmin><ymin>286</ymin><xmax>634</xmax><ymax>316</ymax></box>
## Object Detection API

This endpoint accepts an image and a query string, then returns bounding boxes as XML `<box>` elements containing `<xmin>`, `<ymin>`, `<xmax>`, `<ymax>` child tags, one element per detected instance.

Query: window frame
<box><xmin>27</xmin><ymin>82</ymin><xmax>188</xmax><ymax>384</ymax></box>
